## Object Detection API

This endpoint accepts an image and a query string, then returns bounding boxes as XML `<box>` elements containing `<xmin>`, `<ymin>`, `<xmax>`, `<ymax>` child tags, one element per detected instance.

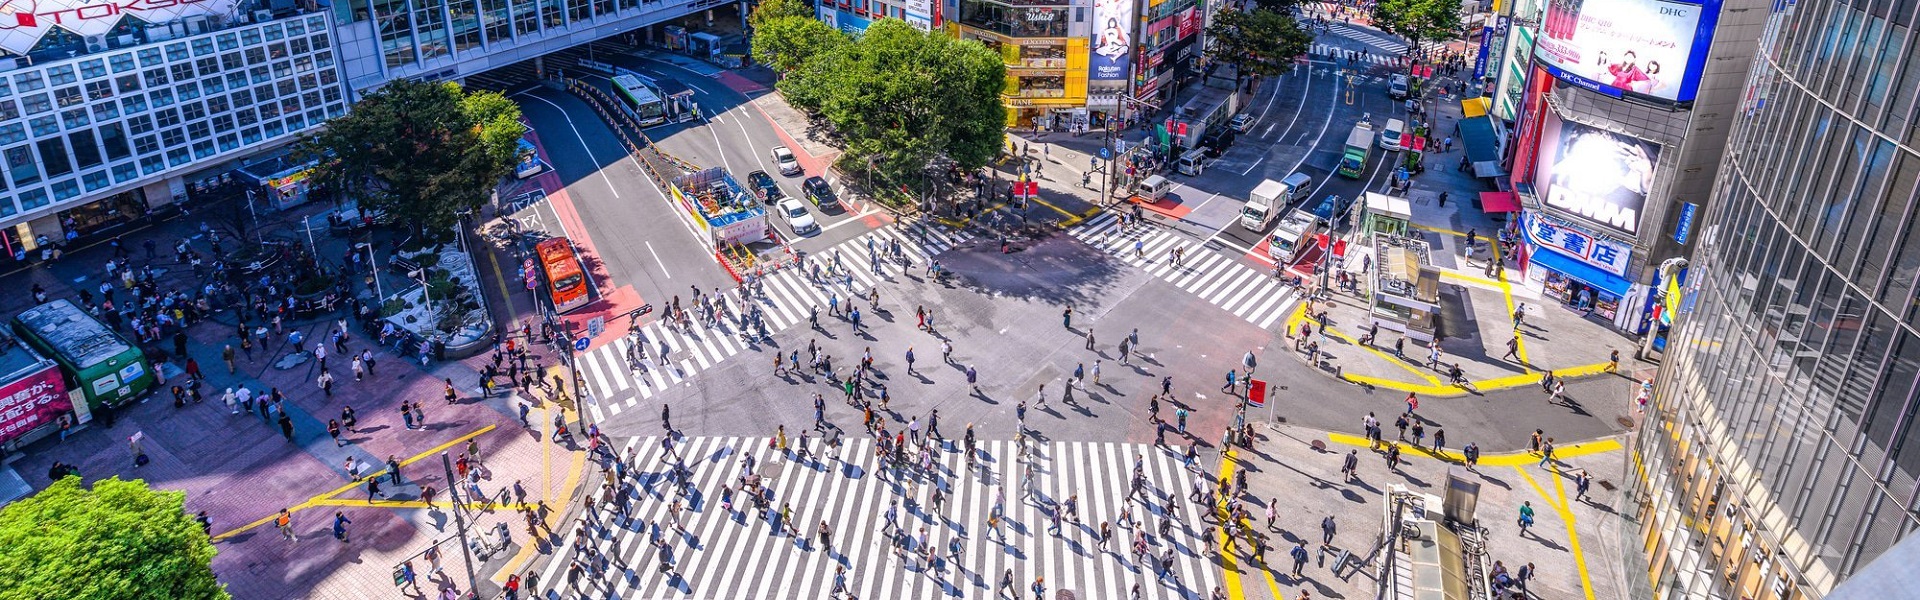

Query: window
<box><xmin>82</xmin><ymin>170</ymin><xmax>110</xmax><ymax>191</ymax></box>
<box><xmin>53</xmin><ymin>87</ymin><xmax>81</xmax><ymax>108</ymax></box>
<box><xmin>258</xmin><ymin>102</ymin><xmax>280</xmax><ymax>119</ymax></box>
<box><xmin>50</xmin><ymin>179</ymin><xmax>79</xmax><ymax>201</ymax></box>
<box><xmin>313</xmin><ymin>33</ymin><xmax>330</xmax><ymax>49</ymax></box>
<box><xmin>120</xmin><ymin>95</ymin><xmax>147</xmax><ymax>114</ymax></box>
<box><xmin>281</xmin><ymin>97</ymin><xmax>300</xmax><ymax>115</ymax></box>
<box><xmin>85</xmin><ymin>81</ymin><xmax>112</xmax><ymax>100</ymax></box>
<box><xmin>246</xmin><ymin>47</ymin><xmax>267</xmax><ymax>65</ymax></box>
<box><xmin>323</xmin><ymin>87</ymin><xmax>342</xmax><ymax>104</ymax></box>
<box><xmin>299</xmin><ymin>74</ymin><xmax>318</xmax><ymax>90</ymax></box>
<box><xmin>78</xmin><ymin>60</ymin><xmax>106</xmax><ymax>79</ymax></box>
<box><xmin>28</xmin><ymin>117</ymin><xmax>57</xmax><ymax>137</ymax></box>
<box><xmin>166</xmin><ymin>147</ymin><xmax>189</xmax><ymax>166</ymax></box>
<box><xmin>277</xmin><ymin>80</ymin><xmax>297</xmax><ymax>97</ymax></box>
<box><xmin>291</xmin><ymin>38</ymin><xmax>311</xmax><ymax>55</ymax></box>
<box><xmin>112</xmin><ymin>53</ymin><xmax>137</xmax><ymax>73</ymax></box>
<box><xmin>265</xmin><ymin>24</ymin><xmax>285</xmax><ymax>41</ymax></box>
<box><xmin>149</xmin><ymin>89</ymin><xmax>174</xmax><ymax>107</ymax></box>
<box><xmin>285</xmin><ymin>115</ymin><xmax>305</xmax><ymax>131</ymax></box>
<box><xmin>176</xmin><ymin>82</ymin><xmax>200</xmax><ymax>101</ymax></box>
<box><xmin>0</xmin><ymin>124</ymin><xmax>23</xmax><ymax>145</ymax></box>
<box><xmin>170</xmin><ymin>63</ymin><xmax>196</xmax><ymax>82</ymax></box>
<box><xmin>217</xmin><ymin>33</ymin><xmax>240</xmax><ymax>51</ymax></box>
<box><xmin>0</xmin><ymin>79</ymin><xmax>11</xmax><ymax>98</ymax></box>
<box><xmin>217</xmin><ymin>133</ymin><xmax>239</xmax><ymax>152</ymax></box>
<box><xmin>264</xmin><ymin>121</ymin><xmax>284</xmax><ymax>138</ymax></box>
<box><xmin>227</xmin><ymin>73</ymin><xmax>248</xmax><ymax>90</ymax></box>
<box><xmin>139</xmin><ymin>155</ymin><xmax>164</xmax><ymax>174</ymax></box>
<box><xmin>255</xmin><ymin>84</ymin><xmax>276</xmax><ymax>101</ymax></box>
<box><xmin>13</xmin><ymin>72</ymin><xmax>44</xmax><ymax>92</ymax></box>
<box><xmin>269</xmin><ymin>42</ymin><xmax>288</xmax><ymax>60</ymax></box>
<box><xmin>91</xmin><ymin>102</ymin><xmax>119</xmax><ymax>121</ymax></box>
<box><xmin>222</xmin><ymin>52</ymin><xmax>243</xmax><ymax>72</ymax></box>
<box><xmin>197</xmin><ymin>57</ymin><xmax>220</xmax><ymax>77</ymax></box>
<box><xmin>112</xmin><ymin>162</ymin><xmax>137</xmax><ymax>183</ymax></box>
<box><xmin>187</xmin><ymin>122</ymin><xmax>210</xmax><ymax>140</ymax></box>
<box><xmin>272</xmin><ymin>61</ymin><xmax>291</xmax><ymax>78</ymax></box>
<box><xmin>134</xmin><ymin>135</ymin><xmax>159</xmax><ymax>154</ymax></box>
<box><xmin>231</xmin><ymin>89</ymin><xmax>253</xmax><ymax>106</ymax></box>
<box><xmin>210</xmin><ymin>114</ymin><xmax>234</xmax><ymax>132</ymax></box>
<box><xmin>191</xmin><ymin>38</ymin><xmax>215</xmax><ymax>56</ymax></box>
<box><xmin>100</xmin><ymin>124</ymin><xmax>128</xmax><ymax>160</ymax></box>
<box><xmin>17</xmin><ymin>189</ymin><xmax>49</xmax><ymax>210</ymax></box>
<box><xmin>4</xmin><ymin>146</ymin><xmax>38</xmax><ymax>185</ymax></box>
<box><xmin>143</xmin><ymin>68</ymin><xmax>169</xmax><ymax>88</ymax></box>
<box><xmin>287</xmin><ymin>19</ymin><xmax>306</xmax><ymax>35</ymax></box>
<box><xmin>36</xmin><ymin>138</ymin><xmax>71</xmax><ymax>177</ymax></box>
<box><xmin>203</xmin><ymin>77</ymin><xmax>225</xmax><ymax>94</ymax></box>
<box><xmin>251</xmin><ymin>66</ymin><xmax>271</xmax><ymax>84</ymax></box>
<box><xmin>236</xmin><ymin>108</ymin><xmax>258</xmax><ymax>126</ymax></box>
<box><xmin>115</xmin><ymin>74</ymin><xmax>140</xmax><ymax>94</ymax></box>
<box><xmin>68</xmin><ymin>131</ymin><xmax>100</xmax><ymax>169</ymax></box>
<box><xmin>47</xmin><ymin>66</ymin><xmax>76</xmax><ymax>85</ymax></box>
<box><xmin>161</xmin><ymin>128</ymin><xmax>186</xmax><ymax>147</ymax></box>
<box><xmin>0</xmin><ymin>100</ymin><xmax>15</xmax><ymax>120</ymax></box>
<box><xmin>191</xmin><ymin>140</ymin><xmax>214</xmax><ymax>159</ymax></box>
<box><xmin>156</xmin><ymin>108</ymin><xmax>181</xmax><ymax>127</ymax></box>
<box><xmin>60</xmin><ymin>108</ymin><xmax>88</xmax><ymax>129</ymax></box>
<box><xmin>302</xmin><ymin>91</ymin><xmax>321</xmax><ymax>107</ymax></box>
<box><xmin>19</xmin><ymin>93</ymin><xmax>48</xmax><ymax>115</ymax></box>
<box><xmin>241</xmin><ymin>127</ymin><xmax>262</xmax><ymax>144</ymax></box>
<box><xmin>317</xmin><ymin>51</ymin><xmax>335</xmax><ymax>69</ymax></box>
<box><xmin>127</xmin><ymin>115</ymin><xmax>154</xmax><ymax>135</ymax></box>
<box><xmin>142</xmin><ymin>47</ymin><xmax>169</xmax><ymax>66</ymax></box>
<box><xmin>241</xmin><ymin>28</ymin><xmax>262</xmax><ymax>46</ymax></box>
<box><xmin>320</xmin><ymin>69</ymin><xmax>339</xmax><ymax>86</ymax></box>
<box><xmin>206</xmin><ymin>96</ymin><xmax>229</xmax><ymax>114</ymax></box>
<box><xmin>181</xmin><ymin>102</ymin><xmax>206</xmax><ymax>121</ymax></box>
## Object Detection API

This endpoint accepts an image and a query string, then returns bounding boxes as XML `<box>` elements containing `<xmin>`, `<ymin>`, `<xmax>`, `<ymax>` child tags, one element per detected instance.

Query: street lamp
<box><xmin>408</xmin><ymin>268</ymin><xmax>434</xmax><ymax>328</ymax></box>
<box><xmin>356</xmin><ymin>242</ymin><xmax>383</xmax><ymax>300</ymax></box>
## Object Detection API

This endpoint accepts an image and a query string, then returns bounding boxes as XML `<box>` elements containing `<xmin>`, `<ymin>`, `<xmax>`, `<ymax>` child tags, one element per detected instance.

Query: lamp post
<box><xmin>356</xmin><ymin>242</ymin><xmax>384</xmax><ymax>300</ymax></box>
<box><xmin>439</xmin><ymin>451</ymin><xmax>482</xmax><ymax>595</ymax></box>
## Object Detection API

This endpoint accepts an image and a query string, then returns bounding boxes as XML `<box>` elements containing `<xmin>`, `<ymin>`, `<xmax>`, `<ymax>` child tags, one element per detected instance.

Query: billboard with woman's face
<box><xmin>1535</xmin><ymin>0</ymin><xmax>1723</xmax><ymax>105</ymax></box>
<box><xmin>1088</xmin><ymin>0</ymin><xmax>1134</xmax><ymax>92</ymax></box>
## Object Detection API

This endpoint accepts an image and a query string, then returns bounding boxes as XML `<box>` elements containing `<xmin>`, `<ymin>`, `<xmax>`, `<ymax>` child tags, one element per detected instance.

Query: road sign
<box><xmin>1247</xmin><ymin>379</ymin><xmax>1267</xmax><ymax>407</ymax></box>
<box><xmin>1099</xmin><ymin>147</ymin><xmax>1112</xmax><ymax>160</ymax></box>
<box><xmin>573</xmin><ymin>337</ymin><xmax>590</xmax><ymax>352</ymax></box>
<box><xmin>587</xmin><ymin>316</ymin><xmax>605</xmax><ymax>337</ymax></box>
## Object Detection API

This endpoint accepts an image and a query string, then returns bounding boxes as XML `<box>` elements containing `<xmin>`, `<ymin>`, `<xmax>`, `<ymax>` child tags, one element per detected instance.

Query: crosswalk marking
<box><xmin>1069</xmin><ymin>213</ymin><xmax>1301</xmax><ymax>330</ymax></box>
<box><xmin>1318</xmin><ymin>25</ymin><xmax>1450</xmax><ymax>57</ymax></box>
<box><xmin>575</xmin><ymin>224</ymin><xmax>974</xmax><ymax>422</ymax></box>
<box><xmin>536</xmin><ymin>436</ymin><xmax>1220</xmax><ymax>600</ymax></box>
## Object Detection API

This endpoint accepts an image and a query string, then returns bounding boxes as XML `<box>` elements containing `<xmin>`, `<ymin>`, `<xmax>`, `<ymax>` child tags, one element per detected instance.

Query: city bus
<box><xmin>536</xmin><ymin>237</ymin><xmax>591</xmax><ymax>314</ymax></box>
<box><xmin>12</xmin><ymin>299</ymin><xmax>156</xmax><ymax>410</ymax></box>
<box><xmin>514</xmin><ymin>138</ymin><xmax>546</xmax><ymax>179</ymax></box>
<box><xmin>611</xmin><ymin>74</ymin><xmax>669</xmax><ymax>127</ymax></box>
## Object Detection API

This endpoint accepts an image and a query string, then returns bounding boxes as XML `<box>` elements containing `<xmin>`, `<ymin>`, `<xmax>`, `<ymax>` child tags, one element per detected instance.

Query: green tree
<box><xmin>778</xmin><ymin>18</ymin><xmax>1004</xmax><ymax>184</ymax></box>
<box><xmin>0</xmin><ymin>477</ymin><xmax>226</xmax><ymax>600</ymax></box>
<box><xmin>299</xmin><ymin>79</ymin><xmax>523</xmax><ymax>238</ymax></box>
<box><xmin>1204</xmin><ymin>9</ymin><xmax>1314</xmax><ymax>78</ymax></box>
<box><xmin>750</xmin><ymin>16</ymin><xmax>849</xmax><ymax>74</ymax></box>
<box><xmin>1371</xmin><ymin>0</ymin><xmax>1462</xmax><ymax>50</ymax></box>
<box><xmin>748</xmin><ymin>0</ymin><xmax>815</xmax><ymax>31</ymax></box>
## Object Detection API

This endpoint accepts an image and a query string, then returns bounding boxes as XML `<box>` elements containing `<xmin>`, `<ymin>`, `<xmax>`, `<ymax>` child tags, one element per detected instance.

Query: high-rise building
<box><xmin>1625</xmin><ymin>0</ymin><xmax>1920</xmax><ymax>596</ymax></box>
<box><xmin>0</xmin><ymin>0</ymin><xmax>726</xmax><ymax>261</ymax></box>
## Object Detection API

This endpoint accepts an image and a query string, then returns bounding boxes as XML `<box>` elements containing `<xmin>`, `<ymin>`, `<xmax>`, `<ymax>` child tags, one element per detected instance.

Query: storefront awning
<box><xmin>1532</xmin><ymin>247</ymin><xmax>1632</xmax><ymax>297</ymax></box>
<box><xmin>1479</xmin><ymin>191</ymin><xmax>1519</xmax><ymax>213</ymax></box>
<box><xmin>1457</xmin><ymin>115</ymin><xmax>1502</xmax><ymax>169</ymax></box>
<box><xmin>1460</xmin><ymin>97</ymin><xmax>1491</xmax><ymax>119</ymax></box>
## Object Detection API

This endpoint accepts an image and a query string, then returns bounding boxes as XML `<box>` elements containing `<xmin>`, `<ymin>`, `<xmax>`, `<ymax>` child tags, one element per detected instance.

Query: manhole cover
<box><xmin>1616</xmin><ymin>417</ymin><xmax>1637</xmax><ymax>429</ymax></box>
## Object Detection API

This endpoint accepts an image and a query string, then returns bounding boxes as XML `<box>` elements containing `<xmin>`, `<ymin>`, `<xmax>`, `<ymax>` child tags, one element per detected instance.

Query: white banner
<box><xmin>0</xmin><ymin>0</ymin><xmax>239</xmax><ymax>55</ymax></box>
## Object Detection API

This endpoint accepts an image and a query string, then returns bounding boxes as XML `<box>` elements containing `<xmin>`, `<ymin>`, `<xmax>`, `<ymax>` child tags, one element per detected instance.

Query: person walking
<box><xmin>1540</xmin><ymin>438</ymin><xmax>1556</xmax><ymax>468</ymax></box>
<box><xmin>223</xmin><ymin>344</ymin><xmax>237</xmax><ymax>375</ymax></box>
<box><xmin>332</xmin><ymin>511</ymin><xmax>352</xmax><ymax>543</ymax></box>
<box><xmin>1321</xmin><ymin>515</ymin><xmax>1337</xmax><ymax>545</ymax></box>
<box><xmin>1517</xmin><ymin>501</ymin><xmax>1536</xmax><ymax>535</ymax></box>
<box><xmin>1607</xmin><ymin>349</ymin><xmax>1620</xmax><ymax>373</ymax></box>
<box><xmin>1502</xmin><ymin>336</ymin><xmax>1520</xmax><ymax>361</ymax></box>
<box><xmin>1290</xmin><ymin>541</ymin><xmax>1310</xmax><ymax>576</ymax></box>
<box><xmin>275</xmin><ymin>508</ymin><xmax>297</xmax><ymax>542</ymax></box>
<box><xmin>1576</xmin><ymin>469</ymin><xmax>1593</xmax><ymax>502</ymax></box>
<box><xmin>317</xmin><ymin>370</ymin><xmax>335</xmax><ymax>398</ymax></box>
<box><xmin>1341</xmin><ymin>449</ymin><xmax>1359</xmax><ymax>482</ymax></box>
<box><xmin>328</xmin><ymin>419</ymin><xmax>343</xmax><ymax>447</ymax></box>
<box><xmin>1463</xmin><ymin>442</ymin><xmax>1480</xmax><ymax>472</ymax></box>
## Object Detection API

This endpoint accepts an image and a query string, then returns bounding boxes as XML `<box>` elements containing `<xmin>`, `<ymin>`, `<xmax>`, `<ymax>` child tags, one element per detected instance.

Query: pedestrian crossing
<box><xmin>1320</xmin><ymin>24</ymin><xmax>1450</xmax><ymax>57</ymax></box>
<box><xmin>574</xmin><ymin>224</ymin><xmax>974</xmax><ymax>422</ymax></box>
<box><xmin>1310</xmin><ymin>43</ymin><xmax>1415</xmax><ymax>66</ymax></box>
<box><xmin>538</xmin><ymin>435</ymin><xmax>1223</xmax><ymax>600</ymax></box>
<box><xmin>1068</xmin><ymin>213</ymin><xmax>1301</xmax><ymax>330</ymax></box>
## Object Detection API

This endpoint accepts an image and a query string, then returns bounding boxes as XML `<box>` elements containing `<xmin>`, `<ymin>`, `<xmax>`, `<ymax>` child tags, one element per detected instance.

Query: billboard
<box><xmin>1535</xmin><ymin>0</ymin><xmax>1722</xmax><ymax>104</ymax></box>
<box><xmin>1533</xmin><ymin>111</ymin><xmax>1660</xmax><ymax>236</ymax></box>
<box><xmin>0</xmin><ymin>364</ymin><xmax>71</xmax><ymax>446</ymax></box>
<box><xmin>1088</xmin><ymin>0</ymin><xmax>1134</xmax><ymax>92</ymax></box>
<box><xmin>0</xmin><ymin>0</ymin><xmax>238</xmax><ymax>56</ymax></box>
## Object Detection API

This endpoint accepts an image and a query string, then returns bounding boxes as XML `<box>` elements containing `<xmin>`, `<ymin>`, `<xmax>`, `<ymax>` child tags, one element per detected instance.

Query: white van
<box><xmin>1177</xmin><ymin>148</ymin><xmax>1208</xmax><ymax>176</ymax></box>
<box><xmin>1135</xmin><ymin>174</ymin><xmax>1172</xmax><ymax>202</ymax></box>
<box><xmin>1379</xmin><ymin>118</ymin><xmax>1406</xmax><ymax>151</ymax></box>
<box><xmin>1269</xmin><ymin>209</ymin><xmax>1322</xmax><ymax>264</ymax></box>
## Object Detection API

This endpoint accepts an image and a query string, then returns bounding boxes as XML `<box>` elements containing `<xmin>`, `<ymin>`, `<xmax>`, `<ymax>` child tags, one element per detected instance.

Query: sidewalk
<box><xmin>1215</xmin><ymin>422</ymin><xmax>1631</xmax><ymax>600</ymax></box>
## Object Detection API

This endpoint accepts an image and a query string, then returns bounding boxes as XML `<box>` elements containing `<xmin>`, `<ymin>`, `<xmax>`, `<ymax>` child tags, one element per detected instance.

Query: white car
<box><xmin>771</xmin><ymin>146</ymin><xmax>802</xmax><ymax>176</ymax></box>
<box><xmin>778</xmin><ymin>197</ymin><xmax>818</xmax><ymax>234</ymax></box>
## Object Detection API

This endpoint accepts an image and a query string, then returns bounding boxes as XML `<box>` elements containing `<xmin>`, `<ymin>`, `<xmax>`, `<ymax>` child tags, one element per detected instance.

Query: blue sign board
<box><xmin>1674</xmin><ymin>202</ymin><xmax>1698</xmax><ymax>245</ymax></box>
<box><xmin>1473</xmin><ymin>26</ymin><xmax>1494</xmax><ymax>81</ymax></box>
<box><xmin>574</xmin><ymin>337</ymin><xmax>590</xmax><ymax>352</ymax></box>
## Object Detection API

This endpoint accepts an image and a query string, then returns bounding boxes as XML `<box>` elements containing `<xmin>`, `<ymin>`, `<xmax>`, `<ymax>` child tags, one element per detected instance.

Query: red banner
<box><xmin>0</xmin><ymin>365</ymin><xmax>70</xmax><ymax>445</ymax></box>
<box><xmin>1176</xmin><ymin>7</ymin><xmax>1201</xmax><ymax>39</ymax></box>
<box><xmin>1247</xmin><ymin>379</ymin><xmax>1267</xmax><ymax>407</ymax></box>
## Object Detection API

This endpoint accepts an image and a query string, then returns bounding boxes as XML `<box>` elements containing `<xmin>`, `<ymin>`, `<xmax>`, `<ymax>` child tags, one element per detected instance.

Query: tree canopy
<box><xmin>750</xmin><ymin>14</ymin><xmax>849</xmax><ymax>74</ymax></box>
<box><xmin>0</xmin><ymin>477</ymin><xmax>226</xmax><ymax>600</ymax></box>
<box><xmin>1371</xmin><ymin>0</ymin><xmax>1463</xmax><ymax>49</ymax></box>
<box><xmin>778</xmin><ymin>18</ymin><xmax>1005</xmax><ymax>181</ymax></box>
<box><xmin>1204</xmin><ymin>8</ymin><xmax>1314</xmax><ymax>78</ymax></box>
<box><xmin>747</xmin><ymin>0</ymin><xmax>815</xmax><ymax>31</ymax></box>
<box><xmin>300</xmin><ymin>79</ymin><xmax>523</xmax><ymax>237</ymax></box>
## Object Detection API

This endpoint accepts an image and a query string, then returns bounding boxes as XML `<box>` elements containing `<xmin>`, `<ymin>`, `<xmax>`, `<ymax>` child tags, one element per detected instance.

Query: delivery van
<box><xmin>1269</xmin><ymin>209</ymin><xmax>1322</xmax><ymax>264</ymax></box>
<box><xmin>1240</xmin><ymin>173</ymin><xmax>1313</xmax><ymax>231</ymax></box>
<box><xmin>1134</xmin><ymin>174</ymin><xmax>1172</xmax><ymax>202</ymax></box>
<box><xmin>1176</xmin><ymin>148</ymin><xmax>1208</xmax><ymax>176</ymax></box>
<box><xmin>1379</xmin><ymin>118</ymin><xmax>1406</xmax><ymax>151</ymax></box>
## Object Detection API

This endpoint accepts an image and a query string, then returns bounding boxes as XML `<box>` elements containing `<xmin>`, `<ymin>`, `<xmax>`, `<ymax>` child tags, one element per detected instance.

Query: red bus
<box><xmin>535</xmin><ymin>238</ymin><xmax>590</xmax><ymax>314</ymax></box>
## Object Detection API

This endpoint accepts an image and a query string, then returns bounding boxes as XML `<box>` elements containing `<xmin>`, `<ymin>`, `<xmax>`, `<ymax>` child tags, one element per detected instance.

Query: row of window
<box><xmin>356</xmin><ymin>0</ymin><xmax>671</xmax><ymax>70</ymax></box>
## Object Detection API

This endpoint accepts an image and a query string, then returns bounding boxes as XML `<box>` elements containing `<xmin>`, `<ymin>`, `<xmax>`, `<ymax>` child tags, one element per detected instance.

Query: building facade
<box><xmin>944</xmin><ymin>0</ymin><xmax>1205</xmax><ymax>129</ymax></box>
<box><xmin>1625</xmin><ymin>0</ymin><xmax>1920</xmax><ymax>595</ymax></box>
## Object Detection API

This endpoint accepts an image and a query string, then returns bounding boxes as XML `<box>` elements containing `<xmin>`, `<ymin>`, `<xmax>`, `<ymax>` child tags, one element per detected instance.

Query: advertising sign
<box><xmin>0</xmin><ymin>0</ymin><xmax>239</xmax><ymax>55</ymax></box>
<box><xmin>1473</xmin><ymin>27</ymin><xmax>1494</xmax><ymax>81</ymax></box>
<box><xmin>1523</xmin><ymin>212</ymin><xmax>1634</xmax><ymax>276</ymax></box>
<box><xmin>1673</xmin><ymin>202</ymin><xmax>1697</xmax><ymax>244</ymax></box>
<box><xmin>1088</xmin><ymin>0</ymin><xmax>1134</xmax><ymax>91</ymax></box>
<box><xmin>1535</xmin><ymin>0</ymin><xmax>1722</xmax><ymax>103</ymax></box>
<box><xmin>1532</xmin><ymin>111</ymin><xmax>1660</xmax><ymax>236</ymax></box>
<box><xmin>0</xmin><ymin>365</ymin><xmax>71</xmax><ymax>446</ymax></box>
<box><xmin>1176</xmin><ymin>7</ymin><xmax>1200</xmax><ymax>39</ymax></box>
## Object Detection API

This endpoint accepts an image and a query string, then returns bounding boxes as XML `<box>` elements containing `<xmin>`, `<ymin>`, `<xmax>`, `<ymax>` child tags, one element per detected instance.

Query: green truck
<box><xmin>1336</xmin><ymin>122</ymin><xmax>1374</xmax><ymax>178</ymax></box>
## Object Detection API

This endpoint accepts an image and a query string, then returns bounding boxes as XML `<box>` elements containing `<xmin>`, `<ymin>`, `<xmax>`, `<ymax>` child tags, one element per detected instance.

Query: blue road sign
<box><xmin>573</xmin><ymin>337</ymin><xmax>590</xmax><ymax>352</ymax></box>
<box><xmin>1099</xmin><ymin>147</ymin><xmax>1112</xmax><ymax>160</ymax></box>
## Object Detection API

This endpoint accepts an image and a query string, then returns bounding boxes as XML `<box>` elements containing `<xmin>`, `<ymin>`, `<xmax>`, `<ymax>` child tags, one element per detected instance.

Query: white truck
<box><xmin>1240</xmin><ymin>179</ymin><xmax>1288</xmax><ymax>231</ymax></box>
<box><xmin>1269</xmin><ymin>209</ymin><xmax>1321</xmax><ymax>265</ymax></box>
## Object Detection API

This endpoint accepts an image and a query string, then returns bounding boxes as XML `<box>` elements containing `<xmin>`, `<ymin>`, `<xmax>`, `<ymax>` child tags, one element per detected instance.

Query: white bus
<box><xmin>611</xmin><ymin>74</ymin><xmax>668</xmax><ymax>127</ymax></box>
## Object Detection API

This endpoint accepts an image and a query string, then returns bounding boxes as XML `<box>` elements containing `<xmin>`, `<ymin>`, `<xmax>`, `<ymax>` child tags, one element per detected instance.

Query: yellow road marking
<box><xmin>1218</xmin><ymin>448</ymin><xmax>1291</xmax><ymax>600</ymax></box>
<box><xmin>495</xmin><ymin>403</ymin><xmax>587</xmax><ymax>579</ymax></box>
<box><xmin>212</xmin><ymin>425</ymin><xmax>498</xmax><ymax>541</ymax></box>
<box><xmin>1284</xmin><ymin>303</ymin><xmax>1445</xmax><ymax>387</ymax></box>
<box><xmin>1514</xmin><ymin>465</ymin><xmax>1599</xmax><ymax>600</ymax></box>
<box><xmin>1325</xmin><ymin>433</ymin><xmax>1621</xmax><ymax>467</ymax></box>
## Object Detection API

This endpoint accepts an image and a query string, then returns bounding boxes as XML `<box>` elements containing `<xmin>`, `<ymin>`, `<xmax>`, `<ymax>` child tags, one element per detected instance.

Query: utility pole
<box><xmin>440</xmin><ymin>451</ymin><xmax>481</xmax><ymax>595</ymax></box>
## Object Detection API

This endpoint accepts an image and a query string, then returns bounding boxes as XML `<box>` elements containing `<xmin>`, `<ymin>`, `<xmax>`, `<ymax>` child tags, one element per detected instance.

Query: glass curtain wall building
<box><xmin>1628</xmin><ymin>0</ymin><xmax>1920</xmax><ymax>596</ymax></box>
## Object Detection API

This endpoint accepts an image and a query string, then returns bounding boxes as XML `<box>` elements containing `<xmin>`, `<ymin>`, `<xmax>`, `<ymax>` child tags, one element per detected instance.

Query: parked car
<box><xmin>1309</xmin><ymin>194</ymin><xmax>1354</xmax><ymax>227</ymax></box>
<box><xmin>803</xmin><ymin>176</ymin><xmax>839</xmax><ymax>210</ymax></box>
<box><xmin>747</xmin><ymin>170</ymin><xmax>783</xmax><ymax>203</ymax></box>
<box><xmin>777</xmin><ymin>197</ymin><xmax>818</xmax><ymax>234</ymax></box>
<box><xmin>771</xmin><ymin>146</ymin><xmax>802</xmax><ymax>176</ymax></box>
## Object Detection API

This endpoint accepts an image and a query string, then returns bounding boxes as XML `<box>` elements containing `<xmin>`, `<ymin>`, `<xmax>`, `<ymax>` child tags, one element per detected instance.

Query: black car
<box><xmin>803</xmin><ymin>176</ymin><xmax>839</xmax><ymax>210</ymax></box>
<box><xmin>747</xmin><ymin>170</ymin><xmax>782</xmax><ymax>203</ymax></box>
<box><xmin>1310</xmin><ymin>194</ymin><xmax>1353</xmax><ymax>227</ymax></box>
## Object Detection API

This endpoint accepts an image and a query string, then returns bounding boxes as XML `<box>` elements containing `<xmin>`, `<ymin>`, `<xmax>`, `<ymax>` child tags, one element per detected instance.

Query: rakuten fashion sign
<box><xmin>0</xmin><ymin>365</ymin><xmax>71</xmax><ymax>446</ymax></box>
<box><xmin>0</xmin><ymin>0</ymin><xmax>234</xmax><ymax>55</ymax></box>
<box><xmin>1533</xmin><ymin>111</ymin><xmax>1660</xmax><ymax>237</ymax></box>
